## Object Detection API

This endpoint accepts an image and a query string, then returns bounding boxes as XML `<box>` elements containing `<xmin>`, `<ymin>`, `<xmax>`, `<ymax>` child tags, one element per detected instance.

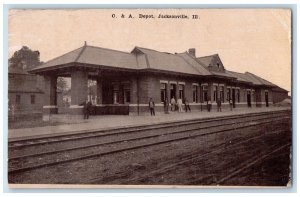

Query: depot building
<box><xmin>29</xmin><ymin>42</ymin><xmax>288</xmax><ymax>119</ymax></box>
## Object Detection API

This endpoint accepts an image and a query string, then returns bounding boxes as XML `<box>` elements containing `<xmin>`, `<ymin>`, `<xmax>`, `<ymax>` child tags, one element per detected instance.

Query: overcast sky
<box><xmin>8</xmin><ymin>9</ymin><xmax>291</xmax><ymax>93</ymax></box>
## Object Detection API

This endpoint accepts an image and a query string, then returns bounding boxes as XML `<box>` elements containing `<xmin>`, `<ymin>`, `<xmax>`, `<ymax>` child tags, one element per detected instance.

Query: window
<box><xmin>16</xmin><ymin>95</ymin><xmax>21</xmax><ymax>104</ymax></box>
<box><xmin>123</xmin><ymin>83</ymin><xmax>130</xmax><ymax>103</ymax></box>
<box><xmin>113</xmin><ymin>84</ymin><xmax>119</xmax><ymax>104</ymax></box>
<box><xmin>179</xmin><ymin>84</ymin><xmax>185</xmax><ymax>99</ymax></box>
<box><xmin>192</xmin><ymin>85</ymin><xmax>198</xmax><ymax>103</ymax></box>
<box><xmin>213</xmin><ymin>86</ymin><xmax>217</xmax><ymax>102</ymax></box>
<box><xmin>124</xmin><ymin>90</ymin><xmax>130</xmax><ymax>103</ymax></box>
<box><xmin>237</xmin><ymin>89</ymin><xmax>240</xmax><ymax>103</ymax></box>
<box><xmin>202</xmin><ymin>85</ymin><xmax>208</xmax><ymax>102</ymax></box>
<box><xmin>170</xmin><ymin>84</ymin><xmax>176</xmax><ymax>100</ymax></box>
<box><xmin>113</xmin><ymin>92</ymin><xmax>118</xmax><ymax>104</ymax></box>
<box><xmin>227</xmin><ymin>88</ymin><xmax>231</xmax><ymax>101</ymax></box>
<box><xmin>30</xmin><ymin>95</ymin><xmax>36</xmax><ymax>104</ymax></box>
<box><xmin>265</xmin><ymin>90</ymin><xmax>269</xmax><ymax>103</ymax></box>
<box><xmin>220</xmin><ymin>86</ymin><xmax>224</xmax><ymax>103</ymax></box>
<box><xmin>160</xmin><ymin>83</ymin><xmax>167</xmax><ymax>102</ymax></box>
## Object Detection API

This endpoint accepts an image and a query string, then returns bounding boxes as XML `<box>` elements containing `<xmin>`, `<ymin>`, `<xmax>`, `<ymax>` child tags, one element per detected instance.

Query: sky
<box><xmin>8</xmin><ymin>9</ymin><xmax>291</xmax><ymax>93</ymax></box>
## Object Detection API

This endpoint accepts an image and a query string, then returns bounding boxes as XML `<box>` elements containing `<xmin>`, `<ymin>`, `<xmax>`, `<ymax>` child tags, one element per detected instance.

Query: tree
<box><xmin>9</xmin><ymin>46</ymin><xmax>68</xmax><ymax>92</ymax></box>
<box><xmin>57</xmin><ymin>77</ymin><xmax>69</xmax><ymax>92</ymax></box>
<box><xmin>9</xmin><ymin>46</ymin><xmax>41</xmax><ymax>69</ymax></box>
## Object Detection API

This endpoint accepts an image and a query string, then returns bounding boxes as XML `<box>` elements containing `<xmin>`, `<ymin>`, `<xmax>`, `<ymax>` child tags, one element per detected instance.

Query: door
<box><xmin>232</xmin><ymin>89</ymin><xmax>236</xmax><ymax>108</ymax></box>
<box><xmin>247</xmin><ymin>91</ymin><xmax>251</xmax><ymax>107</ymax></box>
<box><xmin>265</xmin><ymin>92</ymin><xmax>269</xmax><ymax>107</ymax></box>
<box><xmin>170</xmin><ymin>84</ymin><xmax>176</xmax><ymax>100</ymax></box>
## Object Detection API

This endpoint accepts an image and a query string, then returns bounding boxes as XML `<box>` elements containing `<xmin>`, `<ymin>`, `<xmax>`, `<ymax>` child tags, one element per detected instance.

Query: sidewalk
<box><xmin>8</xmin><ymin>107</ymin><xmax>290</xmax><ymax>140</ymax></box>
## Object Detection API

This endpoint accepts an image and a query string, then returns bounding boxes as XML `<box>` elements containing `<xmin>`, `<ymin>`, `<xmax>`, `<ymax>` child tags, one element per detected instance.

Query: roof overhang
<box><xmin>28</xmin><ymin>62</ymin><xmax>140</xmax><ymax>76</ymax></box>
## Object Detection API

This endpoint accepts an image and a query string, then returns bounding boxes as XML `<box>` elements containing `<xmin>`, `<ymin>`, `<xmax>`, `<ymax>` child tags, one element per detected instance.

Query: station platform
<box><xmin>8</xmin><ymin>106</ymin><xmax>291</xmax><ymax>140</ymax></box>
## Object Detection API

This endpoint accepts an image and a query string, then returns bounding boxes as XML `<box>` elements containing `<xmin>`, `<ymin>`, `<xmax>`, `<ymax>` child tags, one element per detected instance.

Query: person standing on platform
<box><xmin>184</xmin><ymin>98</ymin><xmax>191</xmax><ymax>112</ymax></box>
<box><xmin>207</xmin><ymin>98</ymin><xmax>212</xmax><ymax>112</ymax></box>
<box><xmin>87</xmin><ymin>100</ymin><xmax>92</xmax><ymax>118</ymax></box>
<box><xmin>171</xmin><ymin>97</ymin><xmax>176</xmax><ymax>111</ymax></box>
<box><xmin>229</xmin><ymin>99</ymin><xmax>233</xmax><ymax>111</ymax></box>
<box><xmin>149</xmin><ymin>98</ymin><xmax>155</xmax><ymax>116</ymax></box>
<box><xmin>82</xmin><ymin>99</ymin><xmax>92</xmax><ymax>119</ymax></box>
<box><xmin>177</xmin><ymin>97</ymin><xmax>183</xmax><ymax>112</ymax></box>
<box><xmin>217</xmin><ymin>98</ymin><xmax>222</xmax><ymax>112</ymax></box>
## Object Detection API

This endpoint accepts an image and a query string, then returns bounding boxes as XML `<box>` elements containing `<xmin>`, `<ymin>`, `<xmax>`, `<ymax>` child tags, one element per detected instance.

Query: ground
<box><xmin>9</xmin><ymin>115</ymin><xmax>67</xmax><ymax>129</ymax></box>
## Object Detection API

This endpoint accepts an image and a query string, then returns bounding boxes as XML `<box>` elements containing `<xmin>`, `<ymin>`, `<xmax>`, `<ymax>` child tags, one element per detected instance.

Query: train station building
<box><xmin>29</xmin><ymin>42</ymin><xmax>288</xmax><ymax>119</ymax></box>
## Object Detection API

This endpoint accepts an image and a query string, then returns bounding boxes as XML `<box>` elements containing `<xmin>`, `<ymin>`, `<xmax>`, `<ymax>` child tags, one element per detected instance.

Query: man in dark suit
<box><xmin>82</xmin><ymin>100</ymin><xmax>92</xmax><ymax>119</ymax></box>
<box><xmin>149</xmin><ymin>98</ymin><xmax>155</xmax><ymax>116</ymax></box>
<box><xmin>217</xmin><ymin>98</ymin><xmax>222</xmax><ymax>112</ymax></box>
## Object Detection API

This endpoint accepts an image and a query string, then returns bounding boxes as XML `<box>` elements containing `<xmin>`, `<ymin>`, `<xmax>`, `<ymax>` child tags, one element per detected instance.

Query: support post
<box><xmin>69</xmin><ymin>70</ymin><xmax>88</xmax><ymax>114</ymax></box>
<box><xmin>42</xmin><ymin>75</ymin><xmax>58</xmax><ymax>121</ymax></box>
<box><xmin>96</xmin><ymin>78</ymin><xmax>103</xmax><ymax>105</ymax></box>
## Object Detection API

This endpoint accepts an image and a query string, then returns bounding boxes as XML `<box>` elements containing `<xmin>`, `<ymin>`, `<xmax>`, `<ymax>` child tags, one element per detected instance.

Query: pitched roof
<box><xmin>210</xmin><ymin>70</ymin><xmax>235</xmax><ymax>78</ymax></box>
<box><xmin>195</xmin><ymin>54</ymin><xmax>235</xmax><ymax>78</ymax></box>
<box><xmin>77</xmin><ymin>46</ymin><xmax>138</xmax><ymax>69</ymax></box>
<box><xmin>272</xmin><ymin>86</ymin><xmax>289</xmax><ymax>92</ymax></box>
<box><xmin>176</xmin><ymin>52</ymin><xmax>211</xmax><ymax>75</ymax></box>
<box><xmin>196</xmin><ymin>55</ymin><xmax>215</xmax><ymax>67</ymax></box>
<box><xmin>31</xmin><ymin>45</ymin><xmax>138</xmax><ymax>71</ymax></box>
<box><xmin>37</xmin><ymin>46</ymin><xmax>84</xmax><ymax>70</ymax></box>
<box><xmin>133</xmin><ymin>47</ymin><xmax>206</xmax><ymax>75</ymax></box>
<box><xmin>244</xmin><ymin>72</ymin><xmax>276</xmax><ymax>87</ymax></box>
<box><xmin>28</xmin><ymin>44</ymin><xmax>277</xmax><ymax>88</ymax></box>
<box><xmin>226</xmin><ymin>70</ymin><xmax>252</xmax><ymax>83</ymax></box>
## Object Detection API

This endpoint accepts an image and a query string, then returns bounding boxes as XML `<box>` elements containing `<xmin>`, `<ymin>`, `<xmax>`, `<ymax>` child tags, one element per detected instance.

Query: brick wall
<box><xmin>272</xmin><ymin>91</ymin><xmax>288</xmax><ymax>103</ymax></box>
<box><xmin>8</xmin><ymin>92</ymin><xmax>44</xmax><ymax>116</ymax></box>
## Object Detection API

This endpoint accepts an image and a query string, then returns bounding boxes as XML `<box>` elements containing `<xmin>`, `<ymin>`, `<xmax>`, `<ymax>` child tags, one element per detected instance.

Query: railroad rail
<box><xmin>216</xmin><ymin>143</ymin><xmax>291</xmax><ymax>185</ymax></box>
<box><xmin>8</xmin><ymin>110</ymin><xmax>291</xmax><ymax>175</ymax></box>
<box><xmin>109</xmin><ymin>126</ymin><xmax>290</xmax><ymax>185</ymax></box>
<box><xmin>8</xmin><ymin>110</ymin><xmax>290</xmax><ymax>148</ymax></box>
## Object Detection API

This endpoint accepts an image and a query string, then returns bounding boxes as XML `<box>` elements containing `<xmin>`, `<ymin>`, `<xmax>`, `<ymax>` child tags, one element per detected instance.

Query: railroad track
<box><xmin>9</xmin><ymin>111</ymin><xmax>290</xmax><ymax>160</ymax></box>
<box><xmin>87</xmin><ymin>125</ymin><xmax>290</xmax><ymax>184</ymax></box>
<box><xmin>8</xmin><ymin>110</ymin><xmax>290</xmax><ymax>174</ymax></box>
<box><xmin>8</xmin><ymin>110</ymin><xmax>290</xmax><ymax>148</ymax></box>
<box><xmin>216</xmin><ymin>143</ymin><xmax>291</xmax><ymax>185</ymax></box>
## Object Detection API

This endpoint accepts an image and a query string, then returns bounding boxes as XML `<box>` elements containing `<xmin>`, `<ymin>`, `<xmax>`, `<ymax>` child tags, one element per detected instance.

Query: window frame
<box><xmin>160</xmin><ymin>83</ymin><xmax>167</xmax><ymax>103</ymax></box>
<box><xmin>202</xmin><ymin>85</ymin><xmax>208</xmax><ymax>102</ymax></box>
<box><xmin>220</xmin><ymin>86</ymin><xmax>225</xmax><ymax>103</ymax></box>
<box><xmin>192</xmin><ymin>85</ymin><xmax>198</xmax><ymax>103</ymax></box>
<box><xmin>178</xmin><ymin>84</ymin><xmax>185</xmax><ymax>99</ymax></box>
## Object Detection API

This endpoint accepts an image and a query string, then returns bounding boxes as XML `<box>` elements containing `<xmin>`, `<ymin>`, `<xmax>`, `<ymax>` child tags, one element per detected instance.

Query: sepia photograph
<box><xmin>7</xmin><ymin>8</ymin><xmax>292</xmax><ymax>188</ymax></box>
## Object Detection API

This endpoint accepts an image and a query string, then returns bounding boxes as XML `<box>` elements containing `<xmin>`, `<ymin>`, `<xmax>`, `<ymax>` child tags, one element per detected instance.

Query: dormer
<box><xmin>197</xmin><ymin>54</ymin><xmax>225</xmax><ymax>72</ymax></box>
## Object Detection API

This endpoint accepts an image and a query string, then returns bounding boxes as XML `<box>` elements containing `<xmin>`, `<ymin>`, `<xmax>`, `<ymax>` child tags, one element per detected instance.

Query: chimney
<box><xmin>84</xmin><ymin>41</ymin><xmax>87</xmax><ymax>46</ymax></box>
<box><xmin>188</xmin><ymin>48</ymin><xmax>196</xmax><ymax>57</ymax></box>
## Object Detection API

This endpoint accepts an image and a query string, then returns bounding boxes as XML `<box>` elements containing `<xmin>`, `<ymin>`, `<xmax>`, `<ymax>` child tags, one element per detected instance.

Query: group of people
<box><xmin>207</xmin><ymin>98</ymin><xmax>233</xmax><ymax>112</ymax></box>
<box><xmin>170</xmin><ymin>97</ymin><xmax>191</xmax><ymax>113</ymax></box>
<box><xmin>149</xmin><ymin>97</ymin><xmax>234</xmax><ymax>116</ymax></box>
<box><xmin>149</xmin><ymin>97</ymin><xmax>191</xmax><ymax>116</ymax></box>
<box><xmin>81</xmin><ymin>97</ymin><xmax>234</xmax><ymax>119</ymax></box>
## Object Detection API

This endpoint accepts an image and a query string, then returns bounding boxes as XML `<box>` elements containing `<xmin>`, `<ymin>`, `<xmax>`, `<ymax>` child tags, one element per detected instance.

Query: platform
<box><xmin>8</xmin><ymin>106</ymin><xmax>290</xmax><ymax>140</ymax></box>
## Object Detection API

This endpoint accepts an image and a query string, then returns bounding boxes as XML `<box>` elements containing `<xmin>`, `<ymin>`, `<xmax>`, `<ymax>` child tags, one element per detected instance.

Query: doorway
<box><xmin>232</xmin><ymin>89</ymin><xmax>236</xmax><ymax>108</ymax></box>
<box><xmin>170</xmin><ymin>84</ymin><xmax>177</xmax><ymax>100</ymax></box>
<box><xmin>265</xmin><ymin>91</ymin><xmax>269</xmax><ymax>107</ymax></box>
<box><xmin>247</xmin><ymin>91</ymin><xmax>251</xmax><ymax>107</ymax></box>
